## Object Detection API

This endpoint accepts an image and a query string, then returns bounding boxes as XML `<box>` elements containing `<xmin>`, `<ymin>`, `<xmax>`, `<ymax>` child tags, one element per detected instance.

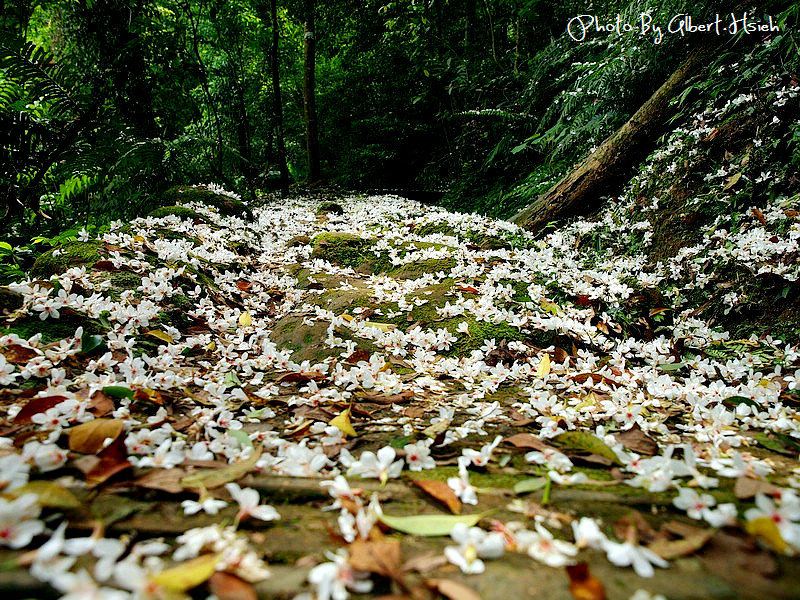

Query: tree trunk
<box><xmin>302</xmin><ymin>0</ymin><xmax>320</xmax><ymax>183</ymax></box>
<box><xmin>512</xmin><ymin>43</ymin><xmax>713</xmax><ymax>232</ymax></box>
<box><xmin>270</xmin><ymin>0</ymin><xmax>289</xmax><ymax>195</ymax></box>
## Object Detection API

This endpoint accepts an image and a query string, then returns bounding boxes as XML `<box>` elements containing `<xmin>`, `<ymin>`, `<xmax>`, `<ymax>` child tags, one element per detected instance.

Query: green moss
<box><xmin>153</xmin><ymin>228</ymin><xmax>201</xmax><ymax>246</ymax></box>
<box><xmin>161</xmin><ymin>185</ymin><xmax>252</xmax><ymax>218</ymax></box>
<box><xmin>316</xmin><ymin>202</ymin><xmax>344</xmax><ymax>215</ymax></box>
<box><xmin>390</xmin><ymin>257</ymin><xmax>456</xmax><ymax>280</ymax></box>
<box><xmin>311</xmin><ymin>233</ymin><xmax>374</xmax><ymax>268</ymax></box>
<box><xmin>148</xmin><ymin>205</ymin><xmax>207</xmax><ymax>222</ymax></box>
<box><xmin>31</xmin><ymin>241</ymin><xmax>102</xmax><ymax>278</ymax></box>
<box><xmin>1</xmin><ymin>311</ymin><xmax>105</xmax><ymax>343</ymax></box>
<box><xmin>447</xmin><ymin>318</ymin><xmax>526</xmax><ymax>357</ymax></box>
<box><xmin>406</xmin><ymin>467</ymin><xmax>528</xmax><ymax>489</ymax></box>
<box><xmin>416</xmin><ymin>223</ymin><xmax>456</xmax><ymax>237</ymax></box>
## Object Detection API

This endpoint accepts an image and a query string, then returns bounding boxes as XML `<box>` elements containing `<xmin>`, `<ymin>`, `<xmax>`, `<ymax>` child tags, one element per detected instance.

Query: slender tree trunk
<box><xmin>302</xmin><ymin>0</ymin><xmax>320</xmax><ymax>182</ymax></box>
<box><xmin>270</xmin><ymin>0</ymin><xmax>289</xmax><ymax>195</ymax></box>
<box><xmin>512</xmin><ymin>44</ymin><xmax>714</xmax><ymax>232</ymax></box>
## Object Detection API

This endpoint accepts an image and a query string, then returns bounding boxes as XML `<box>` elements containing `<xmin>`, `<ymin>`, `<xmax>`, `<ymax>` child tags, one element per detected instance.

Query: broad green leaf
<box><xmin>229</xmin><ymin>429</ymin><xmax>253</xmax><ymax>450</ymax></box>
<box><xmin>180</xmin><ymin>446</ymin><xmax>262</xmax><ymax>489</ymax></box>
<box><xmin>389</xmin><ymin>435</ymin><xmax>413</xmax><ymax>449</ymax></box>
<box><xmin>722</xmin><ymin>395</ymin><xmax>760</xmax><ymax>409</ymax></box>
<box><xmin>329</xmin><ymin>408</ymin><xmax>357</xmax><ymax>437</ymax></box>
<box><xmin>223</xmin><ymin>371</ymin><xmax>242</xmax><ymax>388</ymax></box>
<box><xmin>657</xmin><ymin>362</ymin><xmax>685</xmax><ymax>372</ymax></box>
<box><xmin>149</xmin><ymin>554</ymin><xmax>221</xmax><ymax>593</ymax></box>
<box><xmin>378</xmin><ymin>512</ymin><xmax>483</xmax><ymax>536</ymax></box>
<box><xmin>81</xmin><ymin>332</ymin><xmax>105</xmax><ymax>354</ymax></box>
<box><xmin>513</xmin><ymin>477</ymin><xmax>548</xmax><ymax>494</ymax></box>
<box><xmin>7</xmin><ymin>481</ymin><xmax>80</xmax><ymax>509</ymax></box>
<box><xmin>102</xmin><ymin>386</ymin><xmax>134</xmax><ymax>399</ymax></box>
<box><xmin>553</xmin><ymin>431</ymin><xmax>621</xmax><ymax>465</ymax></box>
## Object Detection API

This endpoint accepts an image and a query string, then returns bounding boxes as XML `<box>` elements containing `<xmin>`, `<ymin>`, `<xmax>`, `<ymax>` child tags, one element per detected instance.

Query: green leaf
<box><xmin>229</xmin><ymin>429</ymin><xmax>253</xmax><ymax>450</ymax></box>
<box><xmin>223</xmin><ymin>371</ymin><xmax>242</xmax><ymax>388</ymax></box>
<box><xmin>657</xmin><ymin>362</ymin><xmax>685</xmax><ymax>372</ymax></box>
<box><xmin>513</xmin><ymin>477</ymin><xmax>548</xmax><ymax>494</ymax></box>
<box><xmin>378</xmin><ymin>512</ymin><xmax>483</xmax><ymax>537</ymax></box>
<box><xmin>390</xmin><ymin>435</ymin><xmax>413</xmax><ymax>449</ymax></box>
<box><xmin>553</xmin><ymin>431</ymin><xmax>621</xmax><ymax>465</ymax></box>
<box><xmin>6</xmin><ymin>480</ymin><xmax>80</xmax><ymax>509</ymax></box>
<box><xmin>102</xmin><ymin>386</ymin><xmax>134</xmax><ymax>399</ymax></box>
<box><xmin>81</xmin><ymin>332</ymin><xmax>105</xmax><ymax>354</ymax></box>
<box><xmin>722</xmin><ymin>395</ymin><xmax>760</xmax><ymax>409</ymax></box>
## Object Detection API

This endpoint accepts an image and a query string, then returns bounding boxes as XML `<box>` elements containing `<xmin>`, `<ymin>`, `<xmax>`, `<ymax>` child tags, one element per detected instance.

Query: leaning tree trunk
<box><xmin>302</xmin><ymin>0</ymin><xmax>321</xmax><ymax>183</ymax></box>
<box><xmin>512</xmin><ymin>43</ymin><xmax>713</xmax><ymax>232</ymax></box>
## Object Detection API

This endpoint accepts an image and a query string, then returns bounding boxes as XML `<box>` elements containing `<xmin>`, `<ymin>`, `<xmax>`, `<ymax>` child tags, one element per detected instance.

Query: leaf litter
<box><xmin>0</xmin><ymin>190</ymin><xmax>798</xmax><ymax>599</ymax></box>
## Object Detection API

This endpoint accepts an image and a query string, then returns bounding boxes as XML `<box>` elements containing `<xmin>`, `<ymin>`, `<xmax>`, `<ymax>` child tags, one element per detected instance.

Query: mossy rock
<box><xmin>31</xmin><ymin>241</ymin><xmax>102</xmax><ymax>278</ymax></box>
<box><xmin>1</xmin><ymin>311</ymin><xmax>106</xmax><ymax>344</ymax></box>
<box><xmin>104</xmin><ymin>270</ymin><xmax>143</xmax><ymax>300</ymax></box>
<box><xmin>310</xmin><ymin>233</ymin><xmax>374</xmax><ymax>268</ymax></box>
<box><xmin>316</xmin><ymin>202</ymin><xmax>344</xmax><ymax>215</ymax></box>
<box><xmin>269</xmin><ymin>315</ymin><xmax>340</xmax><ymax>363</ymax></box>
<box><xmin>161</xmin><ymin>185</ymin><xmax>252</xmax><ymax>219</ymax></box>
<box><xmin>148</xmin><ymin>205</ymin><xmax>208</xmax><ymax>222</ymax></box>
<box><xmin>416</xmin><ymin>223</ymin><xmax>456</xmax><ymax>237</ymax></box>
<box><xmin>153</xmin><ymin>228</ymin><xmax>202</xmax><ymax>246</ymax></box>
<box><xmin>390</xmin><ymin>257</ymin><xmax>456</xmax><ymax>280</ymax></box>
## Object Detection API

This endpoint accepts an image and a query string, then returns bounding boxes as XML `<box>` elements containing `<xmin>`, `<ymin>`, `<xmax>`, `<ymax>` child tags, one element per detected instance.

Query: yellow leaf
<box><xmin>181</xmin><ymin>446</ymin><xmax>262</xmax><ymax>490</ymax></box>
<box><xmin>340</xmin><ymin>313</ymin><xmax>354</xmax><ymax>322</ymax></box>
<box><xmin>205</xmin><ymin>341</ymin><xmax>216</xmax><ymax>351</ymax></box>
<box><xmin>537</xmin><ymin>353</ymin><xmax>551</xmax><ymax>378</ymax></box>
<box><xmin>149</xmin><ymin>554</ymin><xmax>221</xmax><ymax>593</ymax></box>
<box><xmin>146</xmin><ymin>329</ymin><xmax>175</xmax><ymax>344</ymax></box>
<box><xmin>133</xmin><ymin>235</ymin><xmax>146</xmax><ymax>243</ymax></box>
<box><xmin>238</xmin><ymin>311</ymin><xmax>253</xmax><ymax>327</ymax></box>
<box><xmin>745</xmin><ymin>517</ymin><xmax>789</xmax><ymax>554</ymax></box>
<box><xmin>423</xmin><ymin>418</ymin><xmax>450</xmax><ymax>439</ymax></box>
<box><xmin>5</xmin><ymin>481</ymin><xmax>80</xmax><ymax>509</ymax></box>
<box><xmin>362</xmin><ymin>321</ymin><xmax>397</xmax><ymax>332</ymax></box>
<box><xmin>329</xmin><ymin>408</ymin><xmax>357</xmax><ymax>437</ymax></box>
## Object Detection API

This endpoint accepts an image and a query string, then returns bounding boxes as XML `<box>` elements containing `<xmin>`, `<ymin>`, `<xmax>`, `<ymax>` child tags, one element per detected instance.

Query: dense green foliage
<box><xmin>1</xmin><ymin>0</ymin><xmax>797</xmax><ymax>241</ymax></box>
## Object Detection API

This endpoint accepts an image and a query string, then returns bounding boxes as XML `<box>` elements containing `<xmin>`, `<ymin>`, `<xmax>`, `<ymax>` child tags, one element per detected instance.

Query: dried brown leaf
<box><xmin>208</xmin><ymin>571</ymin><xmax>257</xmax><ymax>600</ymax></box>
<box><xmin>411</xmin><ymin>479</ymin><xmax>462</xmax><ymax>514</ymax></box>
<box><xmin>348</xmin><ymin>538</ymin><xmax>402</xmax><ymax>578</ymax></box>
<box><xmin>68</xmin><ymin>419</ymin><xmax>125</xmax><ymax>454</ymax></box>
<box><xmin>425</xmin><ymin>578</ymin><xmax>482</xmax><ymax>600</ymax></box>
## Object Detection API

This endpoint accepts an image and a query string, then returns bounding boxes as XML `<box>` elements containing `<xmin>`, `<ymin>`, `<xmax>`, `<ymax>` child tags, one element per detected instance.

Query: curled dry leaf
<box><xmin>411</xmin><ymin>478</ymin><xmax>462</xmax><ymax>514</ymax></box>
<box><xmin>425</xmin><ymin>578</ymin><xmax>482</xmax><ymax>600</ymax></box>
<box><xmin>348</xmin><ymin>538</ymin><xmax>403</xmax><ymax>578</ymax></box>
<box><xmin>68</xmin><ymin>418</ymin><xmax>125</xmax><ymax>454</ymax></box>
<box><xmin>180</xmin><ymin>445</ymin><xmax>262</xmax><ymax>490</ymax></box>
<box><xmin>208</xmin><ymin>571</ymin><xmax>258</xmax><ymax>600</ymax></box>
<box><xmin>134</xmin><ymin>468</ymin><xmax>187</xmax><ymax>494</ymax></box>
<box><xmin>566</xmin><ymin>563</ymin><xmax>606</xmax><ymax>600</ymax></box>
<box><xmin>13</xmin><ymin>395</ymin><xmax>68</xmax><ymax>424</ymax></box>
<box><xmin>85</xmin><ymin>435</ymin><xmax>132</xmax><ymax>488</ymax></box>
<box><xmin>734</xmin><ymin>476</ymin><xmax>780</xmax><ymax>499</ymax></box>
<box><xmin>614</xmin><ymin>424</ymin><xmax>658</xmax><ymax>456</ymax></box>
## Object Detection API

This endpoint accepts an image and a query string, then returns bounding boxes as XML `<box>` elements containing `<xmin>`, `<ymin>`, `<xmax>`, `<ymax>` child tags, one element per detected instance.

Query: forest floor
<box><xmin>1</xmin><ymin>189</ymin><xmax>800</xmax><ymax>600</ymax></box>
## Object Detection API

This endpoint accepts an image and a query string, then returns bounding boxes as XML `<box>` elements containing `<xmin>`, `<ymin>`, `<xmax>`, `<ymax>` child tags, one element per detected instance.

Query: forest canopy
<box><xmin>1</xmin><ymin>1</ymin><xmax>798</xmax><ymax>236</ymax></box>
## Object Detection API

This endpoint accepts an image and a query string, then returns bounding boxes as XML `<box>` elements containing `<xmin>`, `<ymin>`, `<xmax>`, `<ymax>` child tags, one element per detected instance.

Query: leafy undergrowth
<box><xmin>1</xmin><ymin>188</ymin><xmax>800</xmax><ymax>600</ymax></box>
